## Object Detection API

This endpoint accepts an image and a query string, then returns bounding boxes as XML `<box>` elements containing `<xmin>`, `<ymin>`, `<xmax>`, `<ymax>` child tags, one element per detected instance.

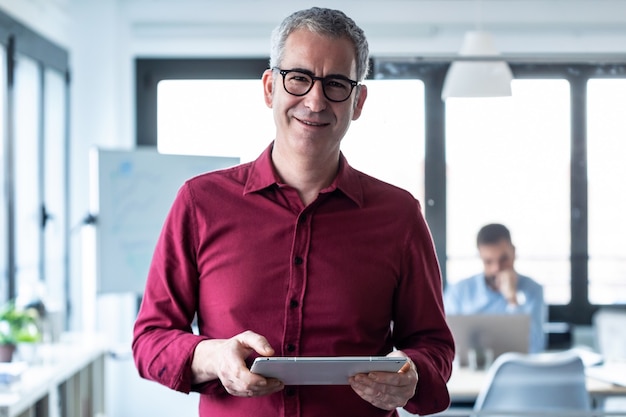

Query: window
<box><xmin>13</xmin><ymin>53</ymin><xmax>42</xmax><ymax>300</ymax></box>
<box><xmin>341</xmin><ymin>80</ymin><xmax>425</xmax><ymax>201</ymax></box>
<box><xmin>587</xmin><ymin>79</ymin><xmax>626</xmax><ymax>304</ymax></box>
<box><xmin>139</xmin><ymin>58</ymin><xmax>626</xmax><ymax>324</ymax></box>
<box><xmin>157</xmin><ymin>78</ymin><xmax>426</xmax><ymax>202</ymax></box>
<box><xmin>43</xmin><ymin>68</ymin><xmax>68</xmax><ymax>311</ymax></box>
<box><xmin>157</xmin><ymin>79</ymin><xmax>272</xmax><ymax>162</ymax></box>
<box><xmin>1</xmin><ymin>9</ymin><xmax>70</xmax><ymax>320</ymax></box>
<box><xmin>446</xmin><ymin>79</ymin><xmax>571</xmax><ymax>305</ymax></box>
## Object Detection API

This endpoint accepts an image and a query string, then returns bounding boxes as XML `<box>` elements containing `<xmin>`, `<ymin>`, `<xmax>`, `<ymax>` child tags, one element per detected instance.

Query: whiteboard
<box><xmin>90</xmin><ymin>148</ymin><xmax>239</xmax><ymax>294</ymax></box>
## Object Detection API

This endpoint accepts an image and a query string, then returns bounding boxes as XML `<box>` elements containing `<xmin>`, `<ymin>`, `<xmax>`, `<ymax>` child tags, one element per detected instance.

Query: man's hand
<box><xmin>348</xmin><ymin>351</ymin><xmax>418</xmax><ymax>410</ymax></box>
<box><xmin>191</xmin><ymin>330</ymin><xmax>284</xmax><ymax>397</ymax></box>
<box><xmin>495</xmin><ymin>269</ymin><xmax>518</xmax><ymax>305</ymax></box>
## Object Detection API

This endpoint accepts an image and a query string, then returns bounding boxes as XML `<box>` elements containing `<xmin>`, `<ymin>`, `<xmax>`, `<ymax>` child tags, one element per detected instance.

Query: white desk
<box><xmin>0</xmin><ymin>334</ymin><xmax>106</xmax><ymax>417</ymax></box>
<box><xmin>447</xmin><ymin>366</ymin><xmax>626</xmax><ymax>405</ymax></box>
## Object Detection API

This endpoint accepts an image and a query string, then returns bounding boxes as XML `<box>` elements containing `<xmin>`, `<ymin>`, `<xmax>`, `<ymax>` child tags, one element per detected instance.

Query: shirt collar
<box><xmin>243</xmin><ymin>143</ymin><xmax>279</xmax><ymax>195</ymax></box>
<box><xmin>243</xmin><ymin>142</ymin><xmax>364</xmax><ymax>208</ymax></box>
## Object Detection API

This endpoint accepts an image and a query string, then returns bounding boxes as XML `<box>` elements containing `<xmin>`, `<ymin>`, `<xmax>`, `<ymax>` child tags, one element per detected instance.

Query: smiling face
<box><xmin>262</xmin><ymin>28</ymin><xmax>367</xmax><ymax>163</ymax></box>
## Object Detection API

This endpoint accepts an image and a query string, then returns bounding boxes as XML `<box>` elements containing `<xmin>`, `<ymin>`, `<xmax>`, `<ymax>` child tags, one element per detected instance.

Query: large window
<box><xmin>137</xmin><ymin>58</ymin><xmax>626</xmax><ymax>324</ymax></box>
<box><xmin>587</xmin><ymin>79</ymin><xmax>626</xmax><ymax>304</ymax></box>
<box><xmin>157</xmin><ymin>78</ymin><xmax>426</xmax><ymax>202</ymax></box>
<box><xmin>446</xmin><ymin>79</ymin><xmax>571</xmax><ymax>305</ymax></box>
<box><xmin>157</xmin><ymin>79</ymin><xmax>272</xmax><ymax>162</ymax></box>
<box><xmin>1</xmin><ymin>10</ymin><xmax>70</xmax><ymax>321</ymax></box>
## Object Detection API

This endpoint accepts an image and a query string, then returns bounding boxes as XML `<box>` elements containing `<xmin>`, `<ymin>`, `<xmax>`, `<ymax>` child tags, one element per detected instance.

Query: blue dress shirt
<box><xmin>443</xmin><ymin>273</ymin><xmax>546</xmax><ymax>353</ymax></box>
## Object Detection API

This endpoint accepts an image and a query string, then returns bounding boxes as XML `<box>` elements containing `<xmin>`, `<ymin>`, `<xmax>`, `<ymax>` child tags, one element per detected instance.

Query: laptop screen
<box><xmin>446</xmin><ymin>314</ymin><xmax>531</xmax><ymax>367</ymax></box>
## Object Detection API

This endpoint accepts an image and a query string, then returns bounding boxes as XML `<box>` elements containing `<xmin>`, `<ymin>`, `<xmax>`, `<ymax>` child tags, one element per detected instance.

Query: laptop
<box><xmin>446</xmin><ymin>314</ymin><xmax>530</xmax><ymax>367</ymax></box>
<box><xmin>585</xmin><ymin>308</ymin><xmax>626</xmax><ymax>387</ymax></box>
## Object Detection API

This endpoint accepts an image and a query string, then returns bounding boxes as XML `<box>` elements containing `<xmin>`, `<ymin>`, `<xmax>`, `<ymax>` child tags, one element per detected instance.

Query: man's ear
<box><xmin>262</xmin><ymin>69</ymin><xmax>274</xmax><ymax>108</ymax></box>
<box><xmin>351</xmin><ymin>84</ymin><xmax>368</xmax><ymax>121</ymax></box>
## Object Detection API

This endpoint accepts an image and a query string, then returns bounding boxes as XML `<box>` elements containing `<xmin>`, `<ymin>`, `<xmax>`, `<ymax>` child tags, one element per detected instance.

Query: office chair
<box><xmin>473</xmin><ymin>350</ymin><xmax>591</xmax><ymax>417</ymax></box>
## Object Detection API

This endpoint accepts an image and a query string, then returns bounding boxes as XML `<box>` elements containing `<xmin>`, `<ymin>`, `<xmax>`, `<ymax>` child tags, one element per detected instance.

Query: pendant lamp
<box><xmin>441</xmin><ymin>30</ymin><xmax>513</xmax><ymax>99</ymax></box>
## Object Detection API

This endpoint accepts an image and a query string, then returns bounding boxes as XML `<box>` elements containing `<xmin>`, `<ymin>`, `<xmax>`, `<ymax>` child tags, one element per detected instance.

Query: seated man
<box><xmin>444</xmin><ymin>223</ymin><xmax>545</xmax><ymax>353</ymax></box>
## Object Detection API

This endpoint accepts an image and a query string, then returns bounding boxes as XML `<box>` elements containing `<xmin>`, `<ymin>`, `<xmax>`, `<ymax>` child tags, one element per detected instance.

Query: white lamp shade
<box><xmin>442</xmin><ymin>31</ymin><xmax>513</xmax><ymax>99</ymax></box>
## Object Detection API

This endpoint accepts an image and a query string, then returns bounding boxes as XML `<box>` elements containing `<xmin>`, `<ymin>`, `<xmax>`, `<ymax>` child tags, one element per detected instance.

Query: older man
<box><xmin>133</xmin><ymin>7</ymin><xmax>454</xmax><ymax>416</ymax></box>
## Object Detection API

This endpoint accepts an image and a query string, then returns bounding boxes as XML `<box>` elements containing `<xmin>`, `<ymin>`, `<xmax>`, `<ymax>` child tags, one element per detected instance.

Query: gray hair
<box><xmin>269</xmin><ymin>7</ymin><xmax>370</xmax><ymax>82</ymax></box>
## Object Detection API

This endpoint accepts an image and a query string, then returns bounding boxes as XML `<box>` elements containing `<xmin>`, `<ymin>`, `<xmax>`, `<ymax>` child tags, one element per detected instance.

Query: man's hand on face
<box><xmin>495</xmin><ymin>269</ymin><xmax>518</xmax><ymax>305</ymax></box>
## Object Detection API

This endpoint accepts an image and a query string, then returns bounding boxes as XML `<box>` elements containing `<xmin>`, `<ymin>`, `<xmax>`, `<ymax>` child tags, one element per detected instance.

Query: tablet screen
<box><xmin>250</xmin><ymin>356</ymin><xmax>408</xmax><ymax>385</ymax></box>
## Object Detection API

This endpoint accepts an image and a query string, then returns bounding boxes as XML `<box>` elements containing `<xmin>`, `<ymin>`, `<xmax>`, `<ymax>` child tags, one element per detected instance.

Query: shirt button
<box><xmin>286</xmin><ymin>387</ymin><xmax>296</xmax><ymax>397</ymax></box>
<box><xmin>286</xmin><ymin>343</ymin><xmax>296</xmax><ymax>352</ymax></box>
<box><xmin>290</xmin><ymin>299</ymin><xmax>299</xmax><ymax>308</ymax></box>
<box><xmin>294</xmin><ymin>256</ymin><xmax>303</xmax><ymax>265</ymax></box>
<box><xmin>299</xmin><ymin>214</ymin><xmax>307</xmax><ymax>223</ymax></box>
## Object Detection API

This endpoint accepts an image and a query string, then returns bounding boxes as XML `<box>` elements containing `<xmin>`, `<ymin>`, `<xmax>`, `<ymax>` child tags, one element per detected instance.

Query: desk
<box><xmin>0</xmin><ymin>334</ymin><xmax>106</xmax><ymax>417</ymax></box>
<box><xmin>448</xmin><ymin>366</ymin><xmax>626</xmax><ymax>405</ymax></box>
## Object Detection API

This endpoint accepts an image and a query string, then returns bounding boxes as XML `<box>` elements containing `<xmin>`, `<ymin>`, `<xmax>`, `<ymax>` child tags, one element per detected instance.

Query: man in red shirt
<box><xmin>132</xmin><ymin>7</ymin><xmax>454</xmax><ymax>417</ymax></box>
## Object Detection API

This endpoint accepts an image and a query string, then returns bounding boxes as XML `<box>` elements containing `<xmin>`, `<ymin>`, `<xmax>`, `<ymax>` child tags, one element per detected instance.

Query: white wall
<box><xmin>0</xmin><ymin>0</ymin><xmax>71</xmax><ymax>46</ymax></box>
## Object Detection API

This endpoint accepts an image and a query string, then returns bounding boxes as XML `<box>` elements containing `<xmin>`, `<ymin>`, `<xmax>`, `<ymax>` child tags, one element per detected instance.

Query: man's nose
<box><xmin>303</xmin><ymin>81</ymin><xmax>327</xmax><ymax>112</ymax></box>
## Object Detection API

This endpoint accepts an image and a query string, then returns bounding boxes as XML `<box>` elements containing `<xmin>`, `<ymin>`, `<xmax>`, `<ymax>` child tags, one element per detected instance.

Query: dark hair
<box><xmin>476</xmin><ymin>223</ymin><xmax>512</xmax><ymax>247</ymax></box>
<box><xmin>269</xmin><ymin>7</ymin><xmax>370</xmax><ymax>82</ymax></box>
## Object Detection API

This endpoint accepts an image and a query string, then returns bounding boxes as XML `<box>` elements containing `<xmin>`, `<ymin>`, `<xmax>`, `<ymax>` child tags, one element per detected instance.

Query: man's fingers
<box><xmin>235</xmin><ymin>330</ymin><xmax>275</xmax><ymax>356</ymax></box>
<box><xmin>224</xmin><ymin>376</ymin><xmax>284</xmax><ymax>397</ymax></box>
<box><xmin>196</xmin><ymin>331</ymin><xmax>282</xmax><ymax>398</ymax></box>
<box><xmin>349</xmin><ymin>374</ymin><xmax>411</xmax><ymax>410</ymax></box>
<box><xmin>349</xmin><ymin>352</ymin><xmax>418</xmax><ymax>410</ymax></box>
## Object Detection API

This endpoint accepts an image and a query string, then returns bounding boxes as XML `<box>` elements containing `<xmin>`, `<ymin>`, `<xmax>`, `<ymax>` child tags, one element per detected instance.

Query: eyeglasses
<box><xmin>273</xmin><ymin>67</ymin><xmax>359</xmax><ymax>103</ymax></box>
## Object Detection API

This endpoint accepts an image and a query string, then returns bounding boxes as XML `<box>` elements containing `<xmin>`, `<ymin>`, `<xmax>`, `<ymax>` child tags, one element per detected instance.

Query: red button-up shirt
<box><xmin>133</xmin><ymin>143</ymin><xmax>454</xmax><ymax>417</ymax></box>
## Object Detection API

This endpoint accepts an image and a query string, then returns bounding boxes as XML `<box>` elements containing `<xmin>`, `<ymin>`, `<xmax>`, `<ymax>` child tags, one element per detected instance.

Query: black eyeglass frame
<box><xmin>273</xmin><ymin>67</ymin><xmax>359</xmax><ymax>103</ymax></box>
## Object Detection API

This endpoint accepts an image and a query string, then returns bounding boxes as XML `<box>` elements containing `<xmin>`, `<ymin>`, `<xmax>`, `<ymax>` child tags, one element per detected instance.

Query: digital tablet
<box><xmin>250</xmin><ymin>356</ymin><xmax>408</xmax><ymax>385</ymax></box>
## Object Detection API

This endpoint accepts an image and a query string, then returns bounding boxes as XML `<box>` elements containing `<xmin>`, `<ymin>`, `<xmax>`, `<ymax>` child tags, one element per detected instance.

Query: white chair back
<box><xmin>473</xmin><ymin>350</ymin><xmax>590</xmax><ymax>416</ymax></box>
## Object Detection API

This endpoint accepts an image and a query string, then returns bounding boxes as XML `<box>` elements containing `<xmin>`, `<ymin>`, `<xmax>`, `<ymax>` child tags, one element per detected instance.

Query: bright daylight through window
<box><xmin>446</xmin><ymin>79</ymin><xmax>571</xmax><ymax>305</ymax></box>
<box><xmin>157</xmin><ymin>75</ymin><xmax>626</xmax><ymax>307</ymax></box>
<box><xmin>157</xmin><ymin>79</ymin><xmax>425</xmax><ymax>202</ymax></box>
<box><xmin>587</xmin><ymin>79</ymin><xmax>626</xmax><ymax>304</ymax></box>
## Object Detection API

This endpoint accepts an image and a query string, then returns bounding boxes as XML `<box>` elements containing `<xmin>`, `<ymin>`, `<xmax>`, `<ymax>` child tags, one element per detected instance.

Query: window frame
<box><xmin>0</xmin><ymin>9</ymin><xmax>70</xmax><ymax>311</ymax></box>
<box><xmin>136</xmin><ymin>57</ymin><xmax>626</xmax><ymax>325</ymax></box>
<box><xmin>135</xmin><ymin>58</ymin><xmax>270</xmax><ymax>146</ymax></box>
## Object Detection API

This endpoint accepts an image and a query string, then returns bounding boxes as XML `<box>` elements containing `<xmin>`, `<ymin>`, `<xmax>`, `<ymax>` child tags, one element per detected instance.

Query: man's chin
<box><xmin>484</xmin><ymin>275</ymin><xmax>497</xmax><ymax>288</ymax></box>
